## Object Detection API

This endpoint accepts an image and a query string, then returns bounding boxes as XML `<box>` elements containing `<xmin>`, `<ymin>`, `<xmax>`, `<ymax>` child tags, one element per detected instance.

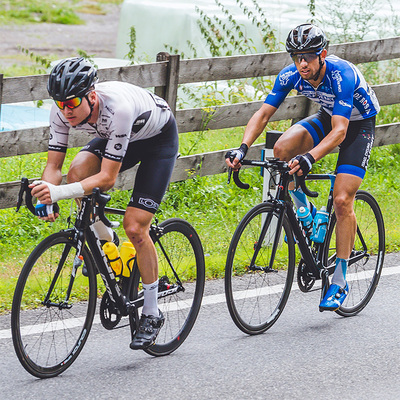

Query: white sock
<box><xmin>92</xmin><ymin>218</ymin><xmax>113</xmax><ymax>242</ymax></box>
<box><xmin>142</xmin><ymin>280</ymin><xmax>159</xmax><ymax>317</ymax></box>
<box><xmin>332</xmin><ymin>258</ymin><xmax>348</xmax><ymax>288</ymax></box>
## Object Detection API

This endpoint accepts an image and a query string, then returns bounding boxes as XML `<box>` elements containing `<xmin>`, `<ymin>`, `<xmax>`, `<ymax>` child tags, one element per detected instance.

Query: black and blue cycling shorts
<box><xmin>296</xmin><ymin>108</ymin><xmax>375</xmax><ymax>179</ymax></box>
<box><xmin>81</xmin><ymin>115</ymin><xmax>179</xmax><ymax>214</ymax></box>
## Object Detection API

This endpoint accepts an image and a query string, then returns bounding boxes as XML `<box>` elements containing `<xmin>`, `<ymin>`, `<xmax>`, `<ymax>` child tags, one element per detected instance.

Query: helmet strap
<box><xmin>310</xmin><ymin>54</ymin><xmax>324</xmax><ymax>82</ymax></box>
<box><xmin>79</xmin><ymin>94</ymin><xmax>94</xmax><ymax>125</ymax></box>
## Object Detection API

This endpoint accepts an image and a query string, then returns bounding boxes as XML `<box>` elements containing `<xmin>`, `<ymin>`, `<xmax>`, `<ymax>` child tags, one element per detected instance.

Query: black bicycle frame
<box><xmin>267</xmin><ymin>170</ymin><xmax>337</xmax><ymax>280</ymax></box>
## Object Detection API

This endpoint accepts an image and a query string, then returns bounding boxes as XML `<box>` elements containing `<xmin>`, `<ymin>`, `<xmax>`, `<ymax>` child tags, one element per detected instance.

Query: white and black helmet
<box><xmin>285</xmin><ymin>24</ymin><xmax>328</xmax><ymax>53</ymax></box>
<box><xmin>47</xmin><ymin>57</ymin><xmax>98</xmax><ymax>101</ymax></box>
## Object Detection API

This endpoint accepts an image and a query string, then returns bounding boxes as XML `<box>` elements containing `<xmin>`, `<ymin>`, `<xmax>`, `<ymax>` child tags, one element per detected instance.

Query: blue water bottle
<box><xmin>297</xmin><ymin>206</ymin><xmax>313</xmax><ymax>234</ymax></box>
<box><xmin>311</xmin><ymin>206</ymin><xmax>329</xmax><ymax>243</ymax></box>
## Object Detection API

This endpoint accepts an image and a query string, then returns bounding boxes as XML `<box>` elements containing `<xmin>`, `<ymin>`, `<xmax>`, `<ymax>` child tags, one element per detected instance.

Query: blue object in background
<box><xmin>0</xmin><ymin>104</ymin><xmax>50</xmax><ymax>132</ymax></box>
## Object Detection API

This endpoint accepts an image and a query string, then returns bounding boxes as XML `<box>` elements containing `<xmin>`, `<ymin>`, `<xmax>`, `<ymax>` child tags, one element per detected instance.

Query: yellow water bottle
<box><xmin>102</xmin><ymin>241</ymin><xmax>123</xmax><ymax>276</ymax></box>
<box><xmin>120</xmin><ymin>241</ymin><xmax>136</xmax><ymax>277</ymax></box>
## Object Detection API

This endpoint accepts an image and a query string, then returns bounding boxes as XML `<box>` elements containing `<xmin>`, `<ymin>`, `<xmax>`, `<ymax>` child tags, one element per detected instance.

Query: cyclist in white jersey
<box><xmin>30</xmin><ymin>57</ymin><xmax>179</xmax><ymax>349</ymax></box>
<box><xmin>226</xmin><ymin>24</ymin><xmax>380</xmax><ymax>311</ymax></box>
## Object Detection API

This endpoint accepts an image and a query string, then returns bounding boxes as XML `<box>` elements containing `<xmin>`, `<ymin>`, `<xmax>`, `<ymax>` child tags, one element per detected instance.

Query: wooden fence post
<box><xmin>154</xmin><ymin>52</ymin><xmax>180</xmax><ymax>115</ymax></box>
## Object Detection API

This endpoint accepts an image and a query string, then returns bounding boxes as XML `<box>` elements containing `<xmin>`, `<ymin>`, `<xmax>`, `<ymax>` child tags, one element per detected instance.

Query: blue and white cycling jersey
<box><xmin>265</xmin><ymin>55</ymin><xmax>380</xmax><ymax>121</ymax></box>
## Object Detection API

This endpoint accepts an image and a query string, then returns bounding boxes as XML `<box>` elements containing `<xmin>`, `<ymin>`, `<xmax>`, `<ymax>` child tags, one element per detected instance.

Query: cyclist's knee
<box><xmin>123</xmin><ymin>220</ymin><xmax>150</xmax><ymax>248</ymax></box>
<box><xmin>67</xmin><ymin>153</ymin><xmax>101</xmax><ymax>183</ymax></box>
<box><xmin>333</xmin><ymin>194</ymin><xmax>354</xmax><ymax>218</ymax></box>
<box><xmin>273</xmin><ymin>141</ymin><xmax>291</xmax><ymax>161</ymax></box>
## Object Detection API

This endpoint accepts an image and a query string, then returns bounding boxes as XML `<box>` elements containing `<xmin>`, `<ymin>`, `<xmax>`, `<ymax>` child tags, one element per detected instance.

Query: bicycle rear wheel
<box><xmin>323</xmin><ymin>190</ymin><xmax>385</xmax><ymax>316</ymax></box>
<box><xmin>225</xmin><ymin>202</ymin><xmax>296</xmax><ymax>335</ymax></box>
<box><xmin>11</xmin><ymin>231</ymin><xmax>97</xmax><ymax>378</ymax></box>
<box><xmin>144</xmin><ymin>218</ymin><xmax>205</xmax><ymax>356</ymax></box>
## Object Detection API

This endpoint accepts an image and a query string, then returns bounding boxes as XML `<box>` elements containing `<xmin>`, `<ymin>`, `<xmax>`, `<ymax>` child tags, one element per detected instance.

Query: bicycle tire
<box><xmin>323</xmin><ymin>190</ymin><xmax>385</xmax><ymax>317</ymax></box>
<box><xmin>144</xmin><ymin>218</ymin><xmax>205</xmax><ymax>356</ymax></box>
<box><xmin>225</xmin><ymin>202</ymin><xmax>296</xmax><ymax>335</ymax></box>
<box><xmin>11</xmin><ymin>231</ymin><xmax>97</xmax><ymax>378</ymax></box>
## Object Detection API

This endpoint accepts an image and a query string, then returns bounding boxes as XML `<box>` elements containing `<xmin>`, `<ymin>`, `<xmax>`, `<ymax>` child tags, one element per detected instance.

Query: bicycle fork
<box><xmin>247</xmin><ymin>202</ymin><xmax>285</xmax><ymax>273</ymax></box>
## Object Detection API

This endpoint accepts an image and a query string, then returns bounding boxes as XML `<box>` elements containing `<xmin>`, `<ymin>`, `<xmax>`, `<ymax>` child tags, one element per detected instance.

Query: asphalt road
<box><xmin>1</xmin><ymin>253</ymin><xmax>399</xmax><ymax>400</ymax></box>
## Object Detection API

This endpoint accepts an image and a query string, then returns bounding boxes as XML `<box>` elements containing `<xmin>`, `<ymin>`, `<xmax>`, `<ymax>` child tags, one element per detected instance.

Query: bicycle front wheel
<box><xmin>144</xmin><ymin>218</ymin><xmax>205</xmax><ymax>356</ymax></box>
<box><xmin>225</xmin><ymin>202</ymin><xmax>296</xmax><ymax>335</ymax></box>
<box><xmin>11</xmin><ymin>231</ymin><xmax>97</xmax><ymax>378</ymax></box>
<box><xmin>323</xmin><ymin>190</ymin><xmax>385</xmax><ymax>317</ymax></box>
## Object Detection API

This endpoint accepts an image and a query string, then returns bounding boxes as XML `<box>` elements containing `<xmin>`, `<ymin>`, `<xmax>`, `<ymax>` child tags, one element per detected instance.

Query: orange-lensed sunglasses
<box><xmin>55</xmin><ymin>97</ymin><xmax>83</xmax><ymax>110</ymax></box>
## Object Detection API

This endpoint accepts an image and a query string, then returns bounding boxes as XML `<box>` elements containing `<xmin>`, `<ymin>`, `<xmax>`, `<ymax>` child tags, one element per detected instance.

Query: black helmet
<box><xmin>285</xmin><ymin>24</ymin><xmax>328</xmax><ymax>53</ymax></box>
<box><xmin>47</xmin><ymin>57</ymin><xmax>98</xmax><ymax>101</ymax></box>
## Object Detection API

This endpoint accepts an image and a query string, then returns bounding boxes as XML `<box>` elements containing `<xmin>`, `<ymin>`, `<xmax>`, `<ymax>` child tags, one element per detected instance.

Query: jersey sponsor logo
<box><xmin>138</xmin><ymin>197</ymin><xmax>159</xmax><ymax>210</ymax></box>
<box><xmin>132</xmin><ymin>111</ymin><xmax>152</xmax><ymax>133</ymax></box>
<box><xmin>361</xmin><ymin>139</ymin><xmax>373</xmax><ymax>168</ymax></box>
<box><xmin>339</xmin><ymin>99</ymin><xmax>352</xmax><ymax>108</ymax></box>
<box><xmin>115</xmin><ymin>133</ymin><xmax>127</xmax><ymax>138</ymax></box>
<box><xmin>105</xmin><ymin>105</ymin><xmax>115</xmax><ymax>115</ymax></box>
<box><xmin>331</xmin><ymin>70</ymin><xmax>343</xmax><ymax>92</ymax></box>
<box><xmin>279</xmin><ymin>70</ymin><xmax>296</xmax><ymax>86</ymax></box>
<box><xmin>149</xmin><ymin>92</ymin><xmax>169</xmax><ymax>109</ymax></box>
<box><xmin>105</xmin><ymin>153</ymin><xmax>122</xmax><ymax>162</ymax></box>
<box><xmin>48</xmin><ymin>144</ymin><xmax>67</xmax><ymax>152</ymax></box>
<box><xmin>114</xmin><ymin>143</ymin><xmax>122</xmax><ymax>151</ymax></box>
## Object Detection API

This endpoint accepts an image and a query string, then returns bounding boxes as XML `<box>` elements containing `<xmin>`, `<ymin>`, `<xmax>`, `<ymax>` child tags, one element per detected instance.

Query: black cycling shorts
<box><xmin>81</xmin><ymin>115</ymin><xmax>179</xmax><ymax>213</ymax></box>
<box><xmin>297</xmin><ymin>108</ymin><xmax>375</xmax><ymax>179</ymax></box>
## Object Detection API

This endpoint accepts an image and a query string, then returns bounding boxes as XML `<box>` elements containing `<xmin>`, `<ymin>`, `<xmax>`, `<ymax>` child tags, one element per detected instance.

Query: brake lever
<box><xmin>227</xmin><ymin>167</ymin><xmax>233</xmax><ymax>184</ymax></box>
<box><xmin>92</xmin><ymin>188</ymin><xmax>119</xmax><ymax>228</ymax></box>
<box><xmin>16</xmin><ymin>177</ymin><xmax>36</xmax><ymax>214</ymax></box>
<box><xmin>294</xmin><ymin>173</ymin><xmax>318</xmax><ymax>198</ymax></box>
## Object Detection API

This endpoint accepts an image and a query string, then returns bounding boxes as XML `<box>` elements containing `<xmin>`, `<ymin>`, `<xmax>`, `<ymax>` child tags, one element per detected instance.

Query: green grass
<box><xmin>0</xmin><ymin>0</ymin><xmax>123</xmax><ymax>25</ymax></box>
<box><xmin>0</xmin><ymin>0</ymin><xmax>83</xmax><ymax>25</ymax></box>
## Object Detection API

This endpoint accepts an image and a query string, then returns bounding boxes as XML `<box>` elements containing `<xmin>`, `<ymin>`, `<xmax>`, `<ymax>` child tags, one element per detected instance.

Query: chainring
<box><xmin>297</xmin><ymin>259</ymin><xmax>316</xmax><ymax>292</ymax></box>
<box><xmin>99</xmin><ymin>291</ymin><xmax>122</xmax><ymax>330</ymax></box>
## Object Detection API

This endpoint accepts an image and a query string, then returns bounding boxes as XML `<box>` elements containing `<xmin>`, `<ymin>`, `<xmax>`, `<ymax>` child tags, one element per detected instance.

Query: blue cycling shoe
<box><xmin>319</xmin><ymin>283</ymin><xmax>349</xmax><ymax>312</ymax></box>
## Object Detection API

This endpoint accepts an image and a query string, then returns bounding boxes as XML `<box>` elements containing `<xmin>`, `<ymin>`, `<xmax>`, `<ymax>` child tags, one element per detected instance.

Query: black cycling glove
<box><xmin>225</xmin><ymin>143</ymin><xmax>248</xmax><ymax>163</ymax></box>
<box><xmin>292</xmin><ymin>153</ymin><xmax>315</xmax><ymax>176</ymax></box>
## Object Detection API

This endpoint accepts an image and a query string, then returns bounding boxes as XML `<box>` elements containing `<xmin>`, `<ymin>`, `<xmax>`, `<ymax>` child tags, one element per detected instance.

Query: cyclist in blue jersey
<box><xmin>29</xmin><ymin>57</ymin><xmax>179</xmax><ymax>348</ymax></box>
<box><xmin>226</xmin><ymin>24</ymin><xmax>379</xmax><ymax>311</ymax></box>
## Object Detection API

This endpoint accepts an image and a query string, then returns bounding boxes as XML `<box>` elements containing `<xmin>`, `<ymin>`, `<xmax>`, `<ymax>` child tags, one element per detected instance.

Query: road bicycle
<box><xmin>11</xmin><ymin>178</ymin><xmax>205</xmax><ymax>378</ymax></box>
<box><xmin>225</xmin><ymin>157</ymin><xmax>385</xmax><ymax>335</ymax></box>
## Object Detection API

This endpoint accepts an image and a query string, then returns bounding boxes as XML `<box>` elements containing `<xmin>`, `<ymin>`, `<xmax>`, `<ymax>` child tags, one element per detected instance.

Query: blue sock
<box><xmin>332</xmin><ymin>257</ymin><xmax>348</xmax><ymax>288</ymax></box>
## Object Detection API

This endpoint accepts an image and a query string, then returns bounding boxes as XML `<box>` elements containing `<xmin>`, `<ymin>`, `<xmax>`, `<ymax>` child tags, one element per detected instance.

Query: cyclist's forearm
<box><xmin>309</xmin><ymin>117</ymin><xmax>348</xmax><ymax>162</ymax></box>
<box><xmin>41</xmin><ymin>150</ymin><xmax>66</xmax><ymax>185</ymax></box>
<box><xmin>241</xmin><ymin>103</ymin><xmax>275</xmax><ymax>148</ymax></box>
<box><xmin>41</xmin><ymin>166</ymin><xmax>63</xmax><ymax>185</ymax></box>
<box><xmin>242</xmin><ymin>115</ymin><xmax>269</xmax><ymax>147</ymax></box>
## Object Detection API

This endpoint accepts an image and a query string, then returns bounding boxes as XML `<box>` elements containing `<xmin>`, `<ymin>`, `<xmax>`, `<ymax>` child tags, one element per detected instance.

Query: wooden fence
<box><xmin>1</xmin><ymin>37</ymin><xmax>400</xmax><ymax>209</ymax></box>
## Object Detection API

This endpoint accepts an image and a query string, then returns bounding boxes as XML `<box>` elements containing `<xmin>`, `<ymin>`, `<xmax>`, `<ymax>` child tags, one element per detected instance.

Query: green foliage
<box><xmin>0</xmin><ymin>0</ymin><xmax>84</xmax><ymax>25</ymax></box>
<box><xmin>127</xmin><ymin>26</ymin><xmax>137</xmax><ymax>62</ymax></box>
<box><xmin>0</xmin><ymin>0</ymin><xmax>123</xmax><ymax>26</ymax></box>
<box><xmin>314</xmin><ymin>0</ymin><xmax>400</xmax><ymax>43</ymax></box>
<box><xmin>308</xmin><ymin>0</ymin><xmax>316</xmax><ymax>23</ymax></box>
<box><xmin>164</xmin><ymin>0</ymin><xmax>276</xmax><ymax>59</ymax></box>
<box><xmin>18</xmin><ymin>46</ymin><xmax>52</xmax><ymax>71</ymax></box>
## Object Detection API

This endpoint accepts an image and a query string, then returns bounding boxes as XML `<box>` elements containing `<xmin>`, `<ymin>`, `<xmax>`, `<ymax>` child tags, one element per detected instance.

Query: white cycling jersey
<box><xmin>48</xmin><ymin>81</ymin><xmax>172</xmax><ymax>162</ymax></box>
